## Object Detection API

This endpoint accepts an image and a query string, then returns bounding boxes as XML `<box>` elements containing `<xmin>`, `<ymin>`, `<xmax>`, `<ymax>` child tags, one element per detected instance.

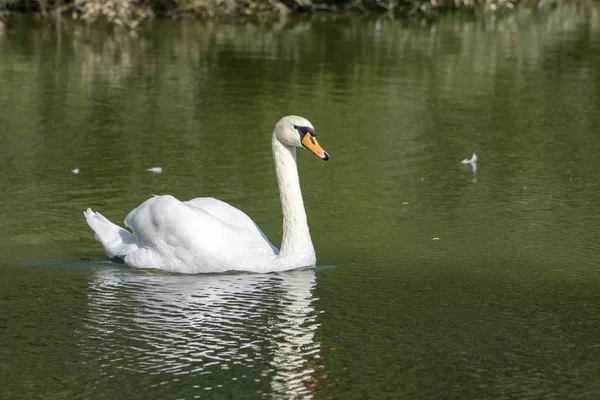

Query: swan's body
<box><xmin>84</xmin><ymin>116</ymin><xmax>329</xmax><ymax>274</ymax></box>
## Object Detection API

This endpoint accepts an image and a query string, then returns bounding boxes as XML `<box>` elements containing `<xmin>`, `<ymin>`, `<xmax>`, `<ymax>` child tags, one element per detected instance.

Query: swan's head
<box><xmin>274</xmin><ymin>115</ymin><xmax>329</xmax><ymax>161</ymax></box>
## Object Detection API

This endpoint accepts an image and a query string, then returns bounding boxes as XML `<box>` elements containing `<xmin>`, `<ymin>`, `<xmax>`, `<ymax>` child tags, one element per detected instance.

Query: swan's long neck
<box><xmin>272</xmin><ymin>136</ymin><xmax>315</xmax><ymax>261</ymax></box>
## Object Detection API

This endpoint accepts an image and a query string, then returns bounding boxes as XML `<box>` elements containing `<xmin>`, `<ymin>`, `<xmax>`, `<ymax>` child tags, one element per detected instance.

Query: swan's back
<box><xmin>121</xmin><ymin>195</ymin><xmax>278</xmax><ymax>272</ymax></box>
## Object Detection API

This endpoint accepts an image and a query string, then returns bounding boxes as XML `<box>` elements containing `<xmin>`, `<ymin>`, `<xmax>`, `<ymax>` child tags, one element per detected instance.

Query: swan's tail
<box><xmin>84</xmin><ymin>208</ymin><xmax>139</xmax><ymax>260</ymax></box>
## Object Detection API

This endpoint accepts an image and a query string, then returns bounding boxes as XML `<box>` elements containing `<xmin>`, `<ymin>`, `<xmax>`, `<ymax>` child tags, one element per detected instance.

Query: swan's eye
<box><xmin>293</xmin><ymin>125</ymin><xmax>298</xmax><ymax>130</ymax></box>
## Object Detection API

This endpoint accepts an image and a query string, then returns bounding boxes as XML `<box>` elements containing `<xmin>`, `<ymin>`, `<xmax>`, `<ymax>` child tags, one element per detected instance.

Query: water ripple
<box><xmin>80</xmin><ymin>267</ymin><xmax>319</xmax><ymax>398</ymax></box>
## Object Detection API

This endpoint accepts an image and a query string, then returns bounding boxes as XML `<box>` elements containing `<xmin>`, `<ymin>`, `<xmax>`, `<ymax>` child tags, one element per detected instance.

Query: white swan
<box><xmin>84</xmin><ymin>115</ymin><xmax>329</xmax><ymax>274</ymax></box>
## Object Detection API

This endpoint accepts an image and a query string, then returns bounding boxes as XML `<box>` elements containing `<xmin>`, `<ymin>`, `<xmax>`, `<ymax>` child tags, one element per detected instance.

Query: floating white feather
<box><xmin>461</xmin><ymin>153</ymin><xmax>477</xmax><ymax>164</ymax></box>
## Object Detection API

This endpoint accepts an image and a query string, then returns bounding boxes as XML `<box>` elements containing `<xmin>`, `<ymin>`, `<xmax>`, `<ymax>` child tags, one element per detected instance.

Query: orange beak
<box><xmin>301</xmin><ymin>133</ymin><xmax>329</xmax><ymax>160</ymax></box>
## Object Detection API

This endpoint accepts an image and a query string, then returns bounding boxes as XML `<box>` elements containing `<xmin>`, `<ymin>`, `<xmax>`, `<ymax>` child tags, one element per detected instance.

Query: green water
<box><xmin>2</xmin><ymin>5</ymin><xmax>600</xmax><ymax>399</ymax></box>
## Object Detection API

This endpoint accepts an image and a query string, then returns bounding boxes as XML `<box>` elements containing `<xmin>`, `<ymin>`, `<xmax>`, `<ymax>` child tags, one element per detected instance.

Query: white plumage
<box><xmin>84</xmin><ymin>115</ymin><xmax>329</xmax><ymax>274</ymax></box>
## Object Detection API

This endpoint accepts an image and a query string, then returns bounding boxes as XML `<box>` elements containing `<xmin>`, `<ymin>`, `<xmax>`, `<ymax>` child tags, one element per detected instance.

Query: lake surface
<box><xmin>2</xmin><ymin>4</ymin><xmax>600</xmax><ymax>399</ymax></box>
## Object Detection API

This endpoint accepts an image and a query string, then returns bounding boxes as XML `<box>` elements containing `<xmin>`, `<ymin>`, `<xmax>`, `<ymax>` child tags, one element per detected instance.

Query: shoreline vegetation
<box><xmin>0</xmin><ymin>0</ymin><xmax>556</xmax><ymax>28</ymax></box>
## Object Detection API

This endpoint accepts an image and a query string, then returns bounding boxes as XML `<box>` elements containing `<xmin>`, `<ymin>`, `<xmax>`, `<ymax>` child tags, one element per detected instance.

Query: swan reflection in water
<box><xmin>82</xmin><ymin>266</ymin><xmax>320</xmax><ymax>398</ymax></box>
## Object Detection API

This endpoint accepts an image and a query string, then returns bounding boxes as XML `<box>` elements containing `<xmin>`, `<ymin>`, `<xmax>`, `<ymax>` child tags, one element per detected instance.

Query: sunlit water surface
<box><xmin>2</xmin><ymin>5</ymin><xmax>600</xmax><ymax>399</ymax></box>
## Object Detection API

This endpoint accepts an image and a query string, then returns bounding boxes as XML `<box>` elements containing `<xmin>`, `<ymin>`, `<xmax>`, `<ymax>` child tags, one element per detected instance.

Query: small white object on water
<box><xmin>147</xmin><ymin>167</ymin><xmax>163</xmax><ymax>174</ymax></box>
<box><xmin>461</xmin><ymin>153</ymin><xmax>478</xmax><ymax>177</ymax></box>
<box><xmin>461</xmin><ymin>153</ymin><xmax>477</xmax><ymax>164</ymax></box>
<box><xmin>71</xmin><ymin>168</ymin><xmax>80</xmax><ymax>175</ymax></box>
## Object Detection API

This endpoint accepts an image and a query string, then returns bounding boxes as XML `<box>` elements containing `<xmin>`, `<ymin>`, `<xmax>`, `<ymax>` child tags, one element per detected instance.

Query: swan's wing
<box><xmin>185</xmin><ymin>197</ymin><xmax>278</xmax><ymax>253</ymax></box>
<box><xmin>124</xmin><ymin>195</ymin><xmax>278</xmax><ymax>256</ymax></box>
<box><xmin>185</xmin><ymin>197</ymin><xmax>260</xmax><ymax>233</ymax></box>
